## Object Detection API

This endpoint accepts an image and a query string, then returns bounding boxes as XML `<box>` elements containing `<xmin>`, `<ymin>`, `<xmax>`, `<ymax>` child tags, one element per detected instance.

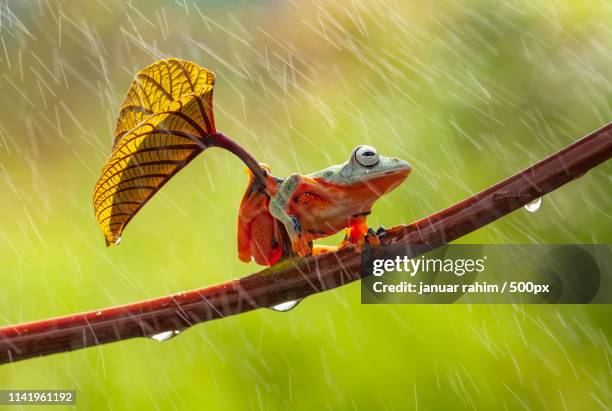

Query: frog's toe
<box><xmin>365</xmin><ymin>228</ymin><xmax>381</xmax><ymax>246</ymax></box>
<box><xmin>375</xmin><ymin>225</ymin><xmax>388</xmax><ymax>238</ymax></box>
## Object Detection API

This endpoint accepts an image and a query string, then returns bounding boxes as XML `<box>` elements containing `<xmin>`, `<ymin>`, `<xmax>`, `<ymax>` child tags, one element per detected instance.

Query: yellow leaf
<box><xmin>93</xmin><ymin>59</ymin><xmax>215</xmax><ymax>246</ymax></box>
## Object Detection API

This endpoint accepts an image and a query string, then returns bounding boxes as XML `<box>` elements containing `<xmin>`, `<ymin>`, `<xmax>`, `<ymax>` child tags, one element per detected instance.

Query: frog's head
<box><xmin>338</xmin><ymin>145</ymin><xmax>411</xmax><ymax>195</ymax></box>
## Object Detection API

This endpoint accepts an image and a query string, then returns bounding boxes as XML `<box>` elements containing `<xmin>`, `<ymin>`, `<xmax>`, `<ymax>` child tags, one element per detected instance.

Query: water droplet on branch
<box><xmin>524</xmin><ymin>197</ymin><xmax>542</xmax><ymax>213</ymax></box>
<box><xmin>148</xmin><ymin>330</ymin><xmax>181</xmax><ymax>342</ymax></box>
<box><xmin>270</xmin><ymin>300</ymin><xmax>301</xmax><ymax>312</ymax></box>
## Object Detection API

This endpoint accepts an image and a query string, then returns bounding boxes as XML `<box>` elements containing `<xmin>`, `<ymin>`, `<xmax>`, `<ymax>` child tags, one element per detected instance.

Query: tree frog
<box><xmin>238</xmin><ymin>145</ymin><xmax>411</xmax><ymax>265</ymax></box>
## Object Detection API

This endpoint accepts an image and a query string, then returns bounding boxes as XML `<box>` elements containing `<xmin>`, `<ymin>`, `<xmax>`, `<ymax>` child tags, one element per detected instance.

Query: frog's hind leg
<box><xmin>238</xmin><ymin>166</ymin><xmax>285</xmax><ymax>266</ymax></box>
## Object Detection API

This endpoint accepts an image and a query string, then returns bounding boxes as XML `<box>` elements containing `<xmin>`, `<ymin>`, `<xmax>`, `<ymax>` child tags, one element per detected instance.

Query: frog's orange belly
<box><xmin>294</xmin><ymin>204</ymin><xmax>370</xmax><ymax>239</ymax></box>
<box><xmin>288</xmin><ymin>185</ymin><xmax>375</xmax><ymax>240</ymax></box>
<box><xmin>300</xmin><ymin>215</ymin><xmax>350</xmax><ymax>237</ymax></box>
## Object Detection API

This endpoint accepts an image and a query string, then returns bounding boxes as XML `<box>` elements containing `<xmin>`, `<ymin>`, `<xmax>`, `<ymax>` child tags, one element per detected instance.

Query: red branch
<box><xmin>1</xmin><ymin>124</ymin><xmax>611</xmax><ymax>365</ymax></box>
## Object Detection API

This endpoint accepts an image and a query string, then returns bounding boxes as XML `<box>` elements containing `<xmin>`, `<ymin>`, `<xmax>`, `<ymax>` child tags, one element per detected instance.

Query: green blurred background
<box><xmin>0</xmin><ymin>0</ymin><xmax>611</xmax><ymax>409</ymax></box>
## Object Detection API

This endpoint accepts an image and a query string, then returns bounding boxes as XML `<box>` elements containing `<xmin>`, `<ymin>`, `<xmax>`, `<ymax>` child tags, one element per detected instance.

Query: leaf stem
<box><xmin>207</xmin><ymin>132</ymin><xmax>269</xmax><ymax>189</ymax></box>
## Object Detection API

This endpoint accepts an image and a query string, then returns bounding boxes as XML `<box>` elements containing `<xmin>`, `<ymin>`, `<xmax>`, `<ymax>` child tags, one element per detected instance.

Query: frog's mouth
<box><xmin>373</xmin><ymin>167</ymin><xmax>411</xmax><ymax>182</ymax></box>
<box><xmin>383</xmin><ymin>168</ymin><xmax>408</xmax><ymax>176</ymax></box>
<box><xmin>357</xmin><ymin>168</ymin><xmax>411</xmax><ymax>182</ymax></box>
<box><xmin>355</xmin><ymin>160</ymin><xmax>411</xmax><ymax>197</ymax></box>
<box><xmin>372</xmin><ymin>158</ymin><xmax>412</xmax><ymax>178</ymax></box>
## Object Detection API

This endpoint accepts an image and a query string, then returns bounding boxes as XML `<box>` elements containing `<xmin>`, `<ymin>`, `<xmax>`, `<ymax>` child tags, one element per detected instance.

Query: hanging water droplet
<box><xmin>270</xmin><ymin>300</ymin><xmax>301</xmax><ymax>312</ymax></box>
<box><xmin>148</xmin><ymin>329</ymin><xmax>181</xmax><ymax>342</ymax></box>
<box><xmin>114</xmin><ymin>236</ymin><xmax>122</xmax><ymax>245</ymax></box>
<box><xmin>524</xmin><ymin>197</ymin><xmax>542</xmax><ymax>213</ymax></box>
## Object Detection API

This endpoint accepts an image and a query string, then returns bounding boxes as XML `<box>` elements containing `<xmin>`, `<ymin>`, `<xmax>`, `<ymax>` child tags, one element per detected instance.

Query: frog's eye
<box><xmin>354</xmin><ymin>145</ymin><xmax>379</xmax><ymax>167</ymax></box>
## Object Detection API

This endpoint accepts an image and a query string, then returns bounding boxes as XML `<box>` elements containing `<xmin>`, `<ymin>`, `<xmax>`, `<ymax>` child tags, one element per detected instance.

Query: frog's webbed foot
<box><xmin>365</xmin><ymin>227</ymin><xmax>381</xmax><ymax>247</ymax></box>
<box><xmin>338</xmin><ymin>237</ymin><xmax>367</xmax><ymax>254</ymax></box>
<box><xmin>375</xmin><ymin>225</ymin><xmax>388</xmax><ymax>238</ymax></box>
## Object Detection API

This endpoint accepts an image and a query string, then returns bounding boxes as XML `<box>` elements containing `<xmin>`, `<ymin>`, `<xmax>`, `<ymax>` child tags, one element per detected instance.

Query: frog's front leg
<box><xmin>340</xmin><ymin>217</ymin><xmax>382</xmax><ymax>253</ymax></box>
<box><xmin>269</xmin><ymin>174</ymin><xmax>312</xmax><ymax>257</ymax></box>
